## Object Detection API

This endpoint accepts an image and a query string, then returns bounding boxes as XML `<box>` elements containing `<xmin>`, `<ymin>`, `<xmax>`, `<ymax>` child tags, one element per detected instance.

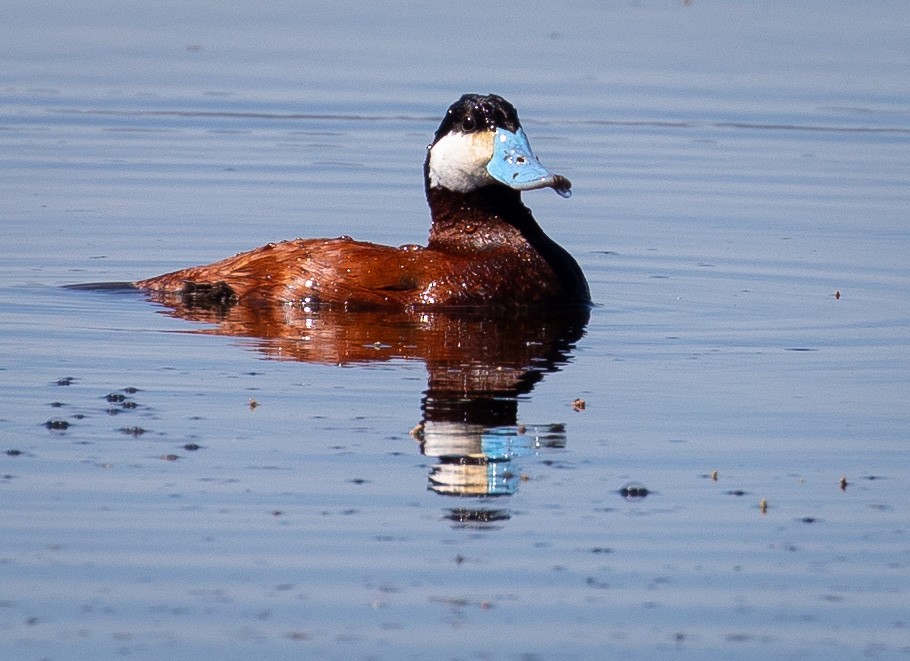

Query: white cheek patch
<box><xmin>427</xmin><ymin>130</ymin><xmax>495</xmax><ymax>193</ymax></box>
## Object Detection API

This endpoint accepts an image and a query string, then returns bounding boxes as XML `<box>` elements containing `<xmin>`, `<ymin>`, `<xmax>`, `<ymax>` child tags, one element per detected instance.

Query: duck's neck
<box><xmin>425</xmin><ymin>185</ymin><xmax>590</xmax><ymax>304</ymax></box>
<box><xmin>426</xmin><ymin>186</ymin><xmax>532</xmax><ymax>250</ymax></box>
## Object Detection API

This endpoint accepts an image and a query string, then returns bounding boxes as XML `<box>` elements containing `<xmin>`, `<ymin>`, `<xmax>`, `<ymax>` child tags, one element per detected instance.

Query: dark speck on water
<box><xmin>619</xmin><ymin>483</ymin><xmax>650</xmax><ymax>500</ymax></box>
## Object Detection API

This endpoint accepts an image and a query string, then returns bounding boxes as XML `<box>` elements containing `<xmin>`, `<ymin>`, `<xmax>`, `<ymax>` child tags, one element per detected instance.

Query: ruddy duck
<box><xmin>135</xmin><ymin>94</ymin><xmax>590</xmax><ymax>310</ymax></box>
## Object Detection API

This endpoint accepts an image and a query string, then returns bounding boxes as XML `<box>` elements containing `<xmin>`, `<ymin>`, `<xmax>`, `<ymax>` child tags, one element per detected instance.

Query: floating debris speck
<box><xmin>619</xmin><ymin>482</ymin><xmax>649</xmax><ymax>500</ymax></box>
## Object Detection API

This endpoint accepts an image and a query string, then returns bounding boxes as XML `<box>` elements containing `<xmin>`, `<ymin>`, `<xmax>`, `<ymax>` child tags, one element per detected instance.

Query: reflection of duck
<box><xmin>141</xmin><ymin>298</ymin><xmax>588</xmax><ymax>506</ymax></box>
<box><xmin>135</xmin><ymin>94</ymin><xmax>589</xmax><ymax>310</ymax></box>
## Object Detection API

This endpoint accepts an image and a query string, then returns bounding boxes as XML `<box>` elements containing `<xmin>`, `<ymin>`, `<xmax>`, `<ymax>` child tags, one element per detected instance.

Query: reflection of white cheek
<box><xmin>428</xmin><ymin>131</ymin><xmax>494</xmax><ymax>192</ymax></box>
<box><xmin>421</xmin><ymin>421</ymin><xmax>484</xmax><ymax>457</ymax></box>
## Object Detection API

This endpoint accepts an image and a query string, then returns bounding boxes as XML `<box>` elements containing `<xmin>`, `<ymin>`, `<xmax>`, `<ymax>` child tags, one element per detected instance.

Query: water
<box><xmin>2</xmin><ymin>1</ymin><xmax>909</xmax><ymax>658</ymax></box>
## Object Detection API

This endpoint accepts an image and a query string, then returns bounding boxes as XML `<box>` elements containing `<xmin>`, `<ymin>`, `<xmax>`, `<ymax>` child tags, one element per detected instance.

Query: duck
<box><xmin>135</xmin><ymin>93</ymin><xmax>590</xmax><ymax>310</ymax></box>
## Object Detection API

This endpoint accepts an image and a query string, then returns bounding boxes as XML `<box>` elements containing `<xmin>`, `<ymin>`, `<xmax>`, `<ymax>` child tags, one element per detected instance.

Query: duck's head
<box><xmin>425</xmin><ymin>94</ymin><xmax>571</xmax><ymax>199</ymax></box>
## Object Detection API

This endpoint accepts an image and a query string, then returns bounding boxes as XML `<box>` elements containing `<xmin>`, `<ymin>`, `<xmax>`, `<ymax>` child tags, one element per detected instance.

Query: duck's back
<box><xmin>136</xmin><ymin>233</ymin><xmax>578</xmax><ymax>310</ymax></box>
<box><xmin>137</xmin><ymin>237</ymin><xmax>416</xmax><ymax>309</ymax></box>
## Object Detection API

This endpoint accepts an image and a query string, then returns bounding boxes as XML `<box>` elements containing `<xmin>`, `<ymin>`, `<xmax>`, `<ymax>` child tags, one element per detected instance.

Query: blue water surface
<box><xmin>1</xmin><ymin>1</ymin><xmax>909</xmax><ymax>659</ymax></box>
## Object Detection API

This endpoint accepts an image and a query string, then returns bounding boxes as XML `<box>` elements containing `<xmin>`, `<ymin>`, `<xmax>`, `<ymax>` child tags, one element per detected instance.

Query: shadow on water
<box><xmin>80</xmin><ymin>284</ymin><xmax>589</xmax><ymax>523</ymax></box>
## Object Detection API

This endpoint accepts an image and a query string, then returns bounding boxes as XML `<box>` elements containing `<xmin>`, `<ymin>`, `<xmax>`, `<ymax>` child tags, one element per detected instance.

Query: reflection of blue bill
<box><xmin>486</xmin><ymin>461</ymin><xmax>519</xmax><ymax>496</ymax></box>
<box><xmin>481</xmin><ymin>429</ymin><xmax>536</xmax><ymax>461</ymax></box>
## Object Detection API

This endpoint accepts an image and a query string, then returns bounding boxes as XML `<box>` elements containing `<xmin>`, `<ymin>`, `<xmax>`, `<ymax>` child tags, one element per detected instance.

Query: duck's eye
<box><xmin>461</xmin><ymin>114</ymin><xmax>476</xmax><ymax>132</ymax></box>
